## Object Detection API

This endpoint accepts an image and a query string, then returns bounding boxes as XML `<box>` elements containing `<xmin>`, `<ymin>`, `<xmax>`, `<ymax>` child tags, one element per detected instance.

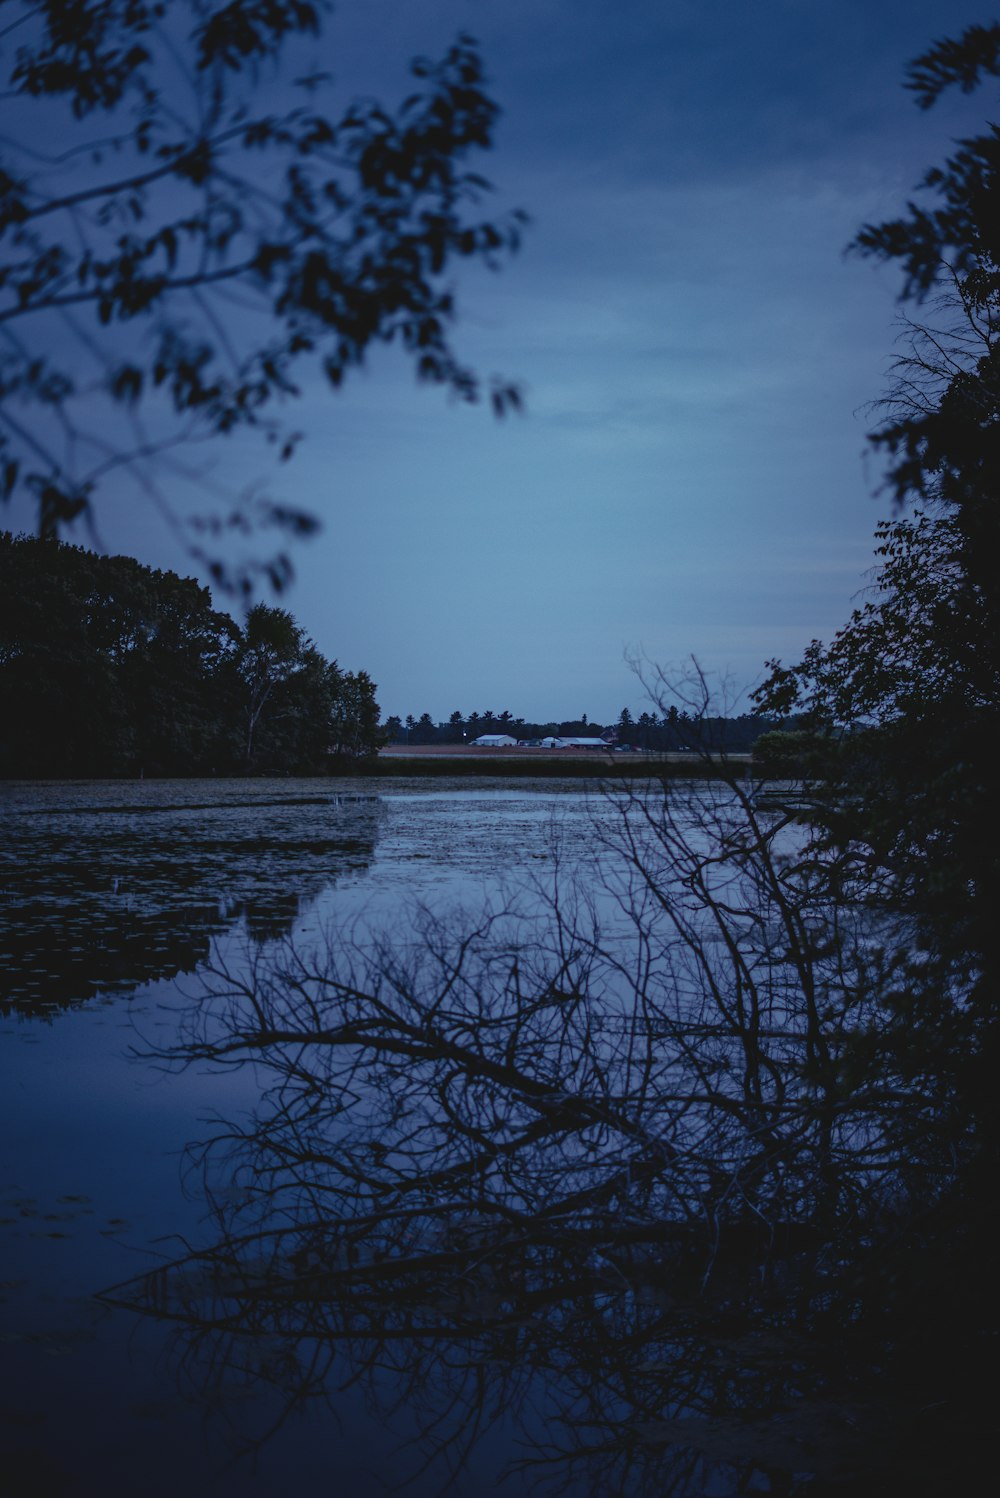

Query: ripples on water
<box><xmin>2</xmin><ymin>776</ymin><xmax>894</xmax><ymax>1498</ymax></box>
<box><xmin>0</xmin><ymin>777</ymin><xmax>644</xmax><ymax>1496</ymax></box>
<box><xmin>0</xmin><ymin>780</ymin><xmax>390</xmax><ymax>1014</ymax></box>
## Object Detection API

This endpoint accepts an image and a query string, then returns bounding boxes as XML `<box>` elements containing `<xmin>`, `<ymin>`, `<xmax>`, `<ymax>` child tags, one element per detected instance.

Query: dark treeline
<box><xmin>0</xmin><ymin>534</ymin><xmax>383</xmax><ymax>776</ymax></box>
<box><xmin>386</xmin><ymin>706</ymin><xmax>782</xmax><ymax>751</ymax></box>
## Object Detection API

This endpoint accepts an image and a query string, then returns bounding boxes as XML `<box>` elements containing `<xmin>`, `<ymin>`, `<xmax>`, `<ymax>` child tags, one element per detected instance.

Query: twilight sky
<box><xmin>13</xmin><ymin>0</ymin><xmax>991</xmax><ymax>723</ymax></box>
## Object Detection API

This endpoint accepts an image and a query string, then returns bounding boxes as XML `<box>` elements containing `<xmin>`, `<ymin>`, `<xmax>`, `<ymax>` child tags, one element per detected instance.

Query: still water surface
<box><xmin>1</xmin><ymin>778</ymin><xmax>626</xmax><ymax>1497</ymax></box>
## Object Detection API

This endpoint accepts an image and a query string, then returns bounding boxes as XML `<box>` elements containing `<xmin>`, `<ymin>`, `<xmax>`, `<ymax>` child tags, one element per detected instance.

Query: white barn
<box><xmin>539</xmin><ymin>737</ymin><xmax>611</xmax><ymax>750</ymax></box>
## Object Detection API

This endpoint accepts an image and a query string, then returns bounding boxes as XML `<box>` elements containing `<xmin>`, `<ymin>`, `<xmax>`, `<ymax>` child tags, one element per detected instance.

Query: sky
<box><xmin>5</xmin><ymin>0</ymin><xmax>992</xmax><ymax>723</ymax></box>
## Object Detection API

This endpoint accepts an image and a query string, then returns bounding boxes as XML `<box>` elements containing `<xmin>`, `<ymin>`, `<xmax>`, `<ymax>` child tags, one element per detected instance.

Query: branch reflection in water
<box><xmin>103</xmin><ymin>768</ymin><xmax>943</xmax><ymax>1494</ymax></box>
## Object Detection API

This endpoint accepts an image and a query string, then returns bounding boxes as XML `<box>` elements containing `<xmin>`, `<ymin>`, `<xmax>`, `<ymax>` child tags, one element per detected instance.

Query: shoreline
<box><xmin>348</xmin><ymin>749</ymin><xmax>754</xmax><ymax>778</ymax></box>
<box><xmin>0</xmin><ymin>752</ymin><xmax>757</xmax><ymax>784</ymax></box>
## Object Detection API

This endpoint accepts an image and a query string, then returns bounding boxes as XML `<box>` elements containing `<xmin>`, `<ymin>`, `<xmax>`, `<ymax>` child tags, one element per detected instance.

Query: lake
<box><xmin>2</xmin><ymin>775</ymin><xmax>895</xmax><ymax>1497</ymax></box>
<box><xmin>0</xmin><ymin>777</ymin><xmax>654</xmax><ymax>1498</ymax></box>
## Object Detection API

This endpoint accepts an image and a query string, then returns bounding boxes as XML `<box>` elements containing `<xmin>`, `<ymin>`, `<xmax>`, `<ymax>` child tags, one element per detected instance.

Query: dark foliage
<box><xmin>855</xmin><ymin>24</ymin><xmax>1000</xmax><ymax>294</ymax></box>
<box><xmin>0</xmin><ymin>2</ymin><xmax>524</xmax><ymax>589</ymax></box>
<box><xmin>761</xmin><ymin>20</ymin><xmax>1000</xmax><ymax>996</ymax></box>
<box><xmin>756</xmin><ymin>23</ymin><xmax>1000</xmax><ymax>1454</ymax></box>
<box><xmin>0</xmin><ymin>531</ymin><xmax>384</xmax><ymax>773</ymax></box>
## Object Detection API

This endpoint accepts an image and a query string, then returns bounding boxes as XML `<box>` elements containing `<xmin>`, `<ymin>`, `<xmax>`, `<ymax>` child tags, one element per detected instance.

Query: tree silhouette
<box><xmin>0</xmin><ymin>2</ymin><xmax>524</xmax><ymax>589</ymax></box>
<box><xmin>0</xmin><ymin>533</ymin><xmax>383</xmax><ymax>772</ymax></box>
<box><xmin>762</xmin><ymin>17</ymin><xmax>1000</xmax><ymax>1192</ymax></box>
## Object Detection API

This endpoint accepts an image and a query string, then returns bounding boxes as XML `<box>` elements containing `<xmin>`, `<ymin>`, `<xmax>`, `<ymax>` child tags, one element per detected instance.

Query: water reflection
<box><xmin>99</xmin><ymin>770</ymin><xmax>932</xmax><ymax>1496</ymax></box>
<box><xmin>106</xmin><ymin>1227</ymin><xmax>873</xmax><ymax>1496</ymax></box>
<box><xmin>3</xmin><ymin>778</ymin><xmax>977</xmax><ymax>1493</ymax></box>
<box><xmin>0</xmin><ymin>780</ymin><xmax>382</xmax><ymax>1015</ymax></box>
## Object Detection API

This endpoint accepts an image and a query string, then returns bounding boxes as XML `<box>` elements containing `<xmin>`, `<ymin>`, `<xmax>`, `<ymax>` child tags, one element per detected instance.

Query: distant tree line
<box><xmin>384</xmin><ymin>705</ymin><xmax>782</xmax><ymax>752</ymax></box>
<box><xmin>0</xmin><ymin>535</ymin><xmax>383</xmax><ymax>776</ymax></box>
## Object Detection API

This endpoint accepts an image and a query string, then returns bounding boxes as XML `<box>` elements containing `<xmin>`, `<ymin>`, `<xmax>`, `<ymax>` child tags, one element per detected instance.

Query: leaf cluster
<box><xmin>0</xmin><ymin>2</ymin><xmax>524</xmax><ymax>580</ymax></box>
<box><xmin>758</xmin><ymin>23</ymin><xmax>1000</xmax><ymax>1227</ymax></box>
<box><xmin>854</xmin><ymin>25</ymin><xmax>1000</xmax><ymax>294</ymax></box>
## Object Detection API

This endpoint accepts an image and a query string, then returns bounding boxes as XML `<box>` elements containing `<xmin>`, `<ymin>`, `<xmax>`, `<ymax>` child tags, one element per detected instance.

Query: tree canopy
<box><xmin>0</xmin><ymin>531</ymin><xmax>384</xmax><ymax>773</ymax></box>
<box><xmin>760</xmin><ymin>22</ymin><xmax>1000</xmax><ymax>981</ymax></box>
<box><xmin>752</xmin><ymin>24</ymin><xmax>1000</xmax><ymax>1411</ymax></box>
<box><xmin>0</xmin><ymin>1</ymin><xmax>524</xmax><ymax>589</ymax></box>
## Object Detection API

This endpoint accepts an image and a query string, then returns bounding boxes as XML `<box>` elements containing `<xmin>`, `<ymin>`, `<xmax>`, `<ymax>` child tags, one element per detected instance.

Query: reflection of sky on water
<box><xmin>289</xmin><ymin>781</ymin><xmax>613</xmax><ymax>942</ymax></box>
<box><xmin>0</xmin><ymin>777</ymin><xmax>621</xmax><ymax>1496</ymax></box>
